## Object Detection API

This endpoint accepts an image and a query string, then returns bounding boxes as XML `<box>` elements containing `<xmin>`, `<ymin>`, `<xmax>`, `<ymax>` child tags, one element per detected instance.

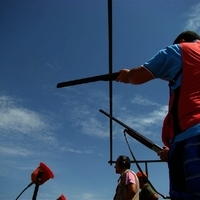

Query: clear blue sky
<box><xmin>0</xmin><ymin>1</ymin><xmax>200</xmax><ymax>200</ymax></box>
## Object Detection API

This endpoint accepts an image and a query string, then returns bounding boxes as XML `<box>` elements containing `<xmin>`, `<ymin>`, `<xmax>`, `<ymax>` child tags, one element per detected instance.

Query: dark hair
<box><xmin>118</xmin><ymin>155</ymin><xmax>131</xmax><ymax>169</ymax></box>
<box><xmin>173</xmin><ymin>31</ymin><xmax>200</xmax><ymax>44</ymax></box>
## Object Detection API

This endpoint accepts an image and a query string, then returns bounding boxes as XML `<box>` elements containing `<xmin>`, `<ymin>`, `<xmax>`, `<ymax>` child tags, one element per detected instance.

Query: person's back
<box><xmin>136</xmin><ymin>172</ymin><xmax>158</xmax><ymax>200</ymax></box>
<box><xmin>174</xmin><ymin>41</ymin><xmax>200</xmax><ymax>130</ymax></box>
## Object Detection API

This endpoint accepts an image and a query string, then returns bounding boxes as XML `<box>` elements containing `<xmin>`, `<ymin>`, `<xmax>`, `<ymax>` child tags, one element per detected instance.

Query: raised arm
<box><xmin>116</xmin><ymin>66</ymin><xmax>155</xmax><ymax>84</ymax></box>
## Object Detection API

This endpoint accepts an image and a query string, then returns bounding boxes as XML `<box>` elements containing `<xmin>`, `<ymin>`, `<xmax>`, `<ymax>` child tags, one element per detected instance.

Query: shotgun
<box><xmin>57</xmin><ymin>72</ymin><xmax>120</xmax><ymax>88</ymax></box>
<box><xmin>99</xmin><ymin>109</ymin><xmax>162</xmax><ymax>153</ymax></box>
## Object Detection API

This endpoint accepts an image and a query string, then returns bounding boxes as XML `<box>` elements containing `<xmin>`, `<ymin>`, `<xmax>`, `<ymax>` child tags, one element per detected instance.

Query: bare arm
<box><xmin>116</xmin><ymin>66</ymin><xmax>154</xmax><ymax>84</ymax></box>
<box><xmin>124</xmin><ymin>183</ymin><xmax>137</xmax><ymax>200</ymax></box>
<box><xmin>149</xmin><ymin>193</ymin><xmax>159</xmax><ymax>200</ymax></box>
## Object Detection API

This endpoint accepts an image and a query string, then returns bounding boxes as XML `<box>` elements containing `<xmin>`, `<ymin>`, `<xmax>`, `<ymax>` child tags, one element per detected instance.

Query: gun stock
<box><xmin>57</xmin><ymin>72</ymin><xmax>120</xmax><ymax>88</ymax></box>
<box><xmin>99</xmin><ymin>109</ymin><xmax>162</xmax><ymax>153</ymax></box>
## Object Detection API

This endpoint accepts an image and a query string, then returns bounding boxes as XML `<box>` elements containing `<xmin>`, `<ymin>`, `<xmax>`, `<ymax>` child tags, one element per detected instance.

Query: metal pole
<box><xmin>108</xmin><ymin>0</ymin><xmax>113</xmax><ymax>165</ymax></box>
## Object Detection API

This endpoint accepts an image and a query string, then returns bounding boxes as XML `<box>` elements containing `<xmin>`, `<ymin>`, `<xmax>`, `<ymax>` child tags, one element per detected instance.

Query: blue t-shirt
<box><xmin>143</xmin><ymin>44</ymin><xmax>182</xmax><ymax>90</ymax></box>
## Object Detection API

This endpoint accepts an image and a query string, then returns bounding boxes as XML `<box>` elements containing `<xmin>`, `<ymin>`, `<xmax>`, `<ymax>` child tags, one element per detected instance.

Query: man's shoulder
<box><xmin>144</xmin><ymin>183</ymin><xmax>156</xmax><ymax>193</ymax></box>
<box><xmin>125</xmin><ymin>169</ymin><xmax>135</xmax><ymax>173</ymax></box>
<box><xmin>125</xmin><ymin>170</ymin><xmax>137</xmax><ymax>176</ymax></box>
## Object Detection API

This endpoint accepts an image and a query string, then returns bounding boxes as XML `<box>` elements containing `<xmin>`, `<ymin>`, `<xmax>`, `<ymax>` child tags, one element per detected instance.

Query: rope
<box><xmin>15</xmin><ymin>182</ymin><xmax>34</xmax><ymax>200</ymax></box>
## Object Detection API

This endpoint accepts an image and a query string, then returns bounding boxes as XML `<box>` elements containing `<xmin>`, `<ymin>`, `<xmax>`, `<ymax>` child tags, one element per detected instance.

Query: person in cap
<box><xmin>136</xmin><ymin>172</ymin><xmax>158</xmax><ymax>200</ymax></box>
<box><xmin>116</xmin><ymin>31</ymin><xmax>200</xmax><ymax>199</ymax></box>
<box><xmin>113</xmin><ymin>155</ymin><xmax>139</xmax><ymax>200</ymax></box>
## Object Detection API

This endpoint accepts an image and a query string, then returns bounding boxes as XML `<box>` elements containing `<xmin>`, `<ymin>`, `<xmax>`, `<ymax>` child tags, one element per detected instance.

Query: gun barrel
<box><xmin>99</xmin><ymin>109</ymin><xmax>162</xmax><ymax>153</ymax></box>
<box><xmin>57</xmin><ymin>72</ymin><xmax>120</xmax><ymax>88</ymax></box>
<box><xmin>124</xmin><ymin>129</ymin><xmax>162</xmax><ymax>153</ymax></box>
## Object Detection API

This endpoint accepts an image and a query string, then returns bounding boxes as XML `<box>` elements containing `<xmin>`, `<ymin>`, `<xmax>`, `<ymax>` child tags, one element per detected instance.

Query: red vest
<box><xmin>162</xmin><ymin>41</ymin><xmax>200</xmax><ymax>147</ymax></box>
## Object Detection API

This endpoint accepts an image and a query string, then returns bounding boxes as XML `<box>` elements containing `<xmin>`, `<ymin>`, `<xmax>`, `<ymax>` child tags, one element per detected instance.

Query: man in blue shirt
<box><xmin>116</xmin><ymin>31</ymin><xmax>200</xmax><ymax>200</ymax></box>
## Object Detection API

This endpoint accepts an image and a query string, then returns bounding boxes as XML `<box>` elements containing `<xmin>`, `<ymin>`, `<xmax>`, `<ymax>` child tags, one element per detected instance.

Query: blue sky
<box><xmin>1</xmin><ymin>1</ymin><xmax>200</xmax><ymax>200</ymax></box>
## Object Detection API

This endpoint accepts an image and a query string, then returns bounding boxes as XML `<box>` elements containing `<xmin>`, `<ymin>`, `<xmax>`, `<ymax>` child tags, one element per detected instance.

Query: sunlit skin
<box><xmin>116</xmin><ymin>67</ymin><xmax>154</xmax><ymax>85</ymax></box>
